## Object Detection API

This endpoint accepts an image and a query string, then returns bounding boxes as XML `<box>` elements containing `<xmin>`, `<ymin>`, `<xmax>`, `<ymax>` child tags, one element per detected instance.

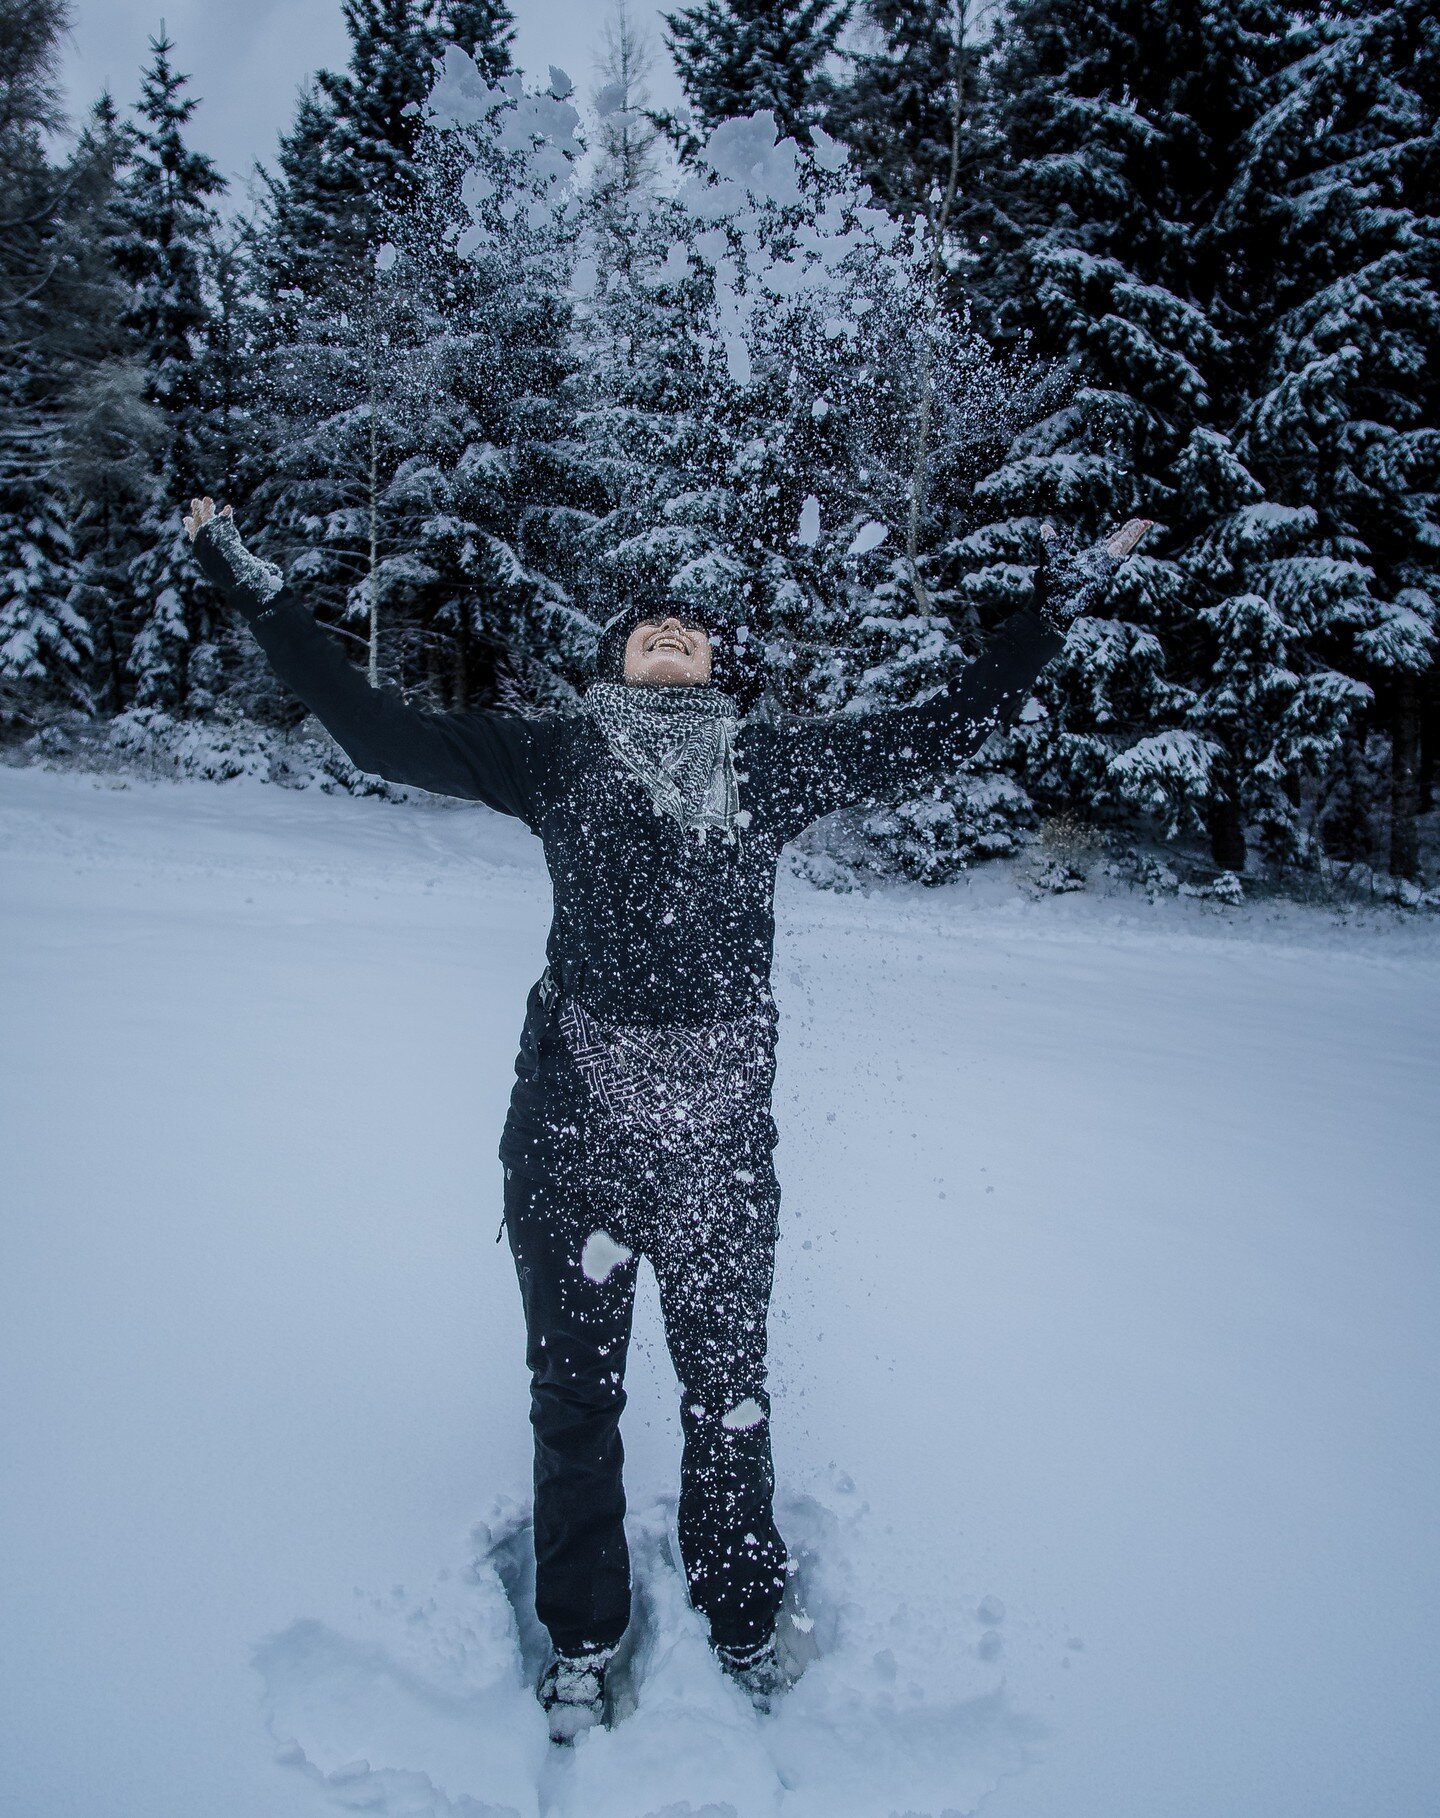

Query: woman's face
<box><xmin>623</xmin><ymin>613</ymin><xmax>713</xmax><ymax>687</ymax></box>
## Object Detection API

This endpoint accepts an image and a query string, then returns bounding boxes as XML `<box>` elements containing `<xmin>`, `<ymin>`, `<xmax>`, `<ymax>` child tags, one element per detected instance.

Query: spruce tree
<box><xmin>240</xmin><ymin>7</ymin><xmax>532</xmax><ymax>708</ymax></box>
<box><xmin>655</xmin><ymin>0</ymin><xmax>852</xmax><ymax>155</ymax></box>
<box><xmin>244</xmin><ymin>1</ymin><xmax>454</xmax><ymax>692</ymax></box>
<box><xmin>437</xmin><ymin>0</ymin><xmax>516</xmax><ymax>81</ymax></box>
<box><xmin>0</xmin><ymin>0</ymin><xmax>93</xmax><ymax>723</ymax></box>
<box><xmin>968</xmin><ymin>0</ymin><xmax>1371</xmax><ymax>874</ymax></box>
<box><xmin>1219</xmin><ymin>0</ymin><xmax>1440</xmax><ymax>880</ymax></box>
<box><xmin>111</xmin><ymin>26</ymin><xmax>226</xmax><ymax>709</ymax></box>
<box><xmin>566</xmin><ymin>106</ymin><xmax>1002</xmax><ymax>751</ymax></box>
<box><xmin>241</xmin><ymin>40</ymin><xmax>584</xmax><ymax>717</ymax></box>
<box><xmin>406</xmin><ymin>50</ymin><xmax>594</xmax><ymax>707</ymax></box>
<box><xmin>254</xmin><ymin>0</ymin><xmax>449</xmax><ymax>302</ymax></box>
<box><xmin>52</xmin><ymin>89</ymin><xmax>165</xmax><ymax>716</ymax></box>
<box><xmin>827</xmin><ymin>1</ymin><xmax>998</xmax><ymax>255</ymax></box>
<box><xmin>590</xmin><ymin>0</ymin><xmax>664</xmax><ymax>210</ymax></box>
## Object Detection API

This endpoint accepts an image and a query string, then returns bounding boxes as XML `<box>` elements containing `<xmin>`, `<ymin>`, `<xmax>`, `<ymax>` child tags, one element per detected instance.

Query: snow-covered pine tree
<box><xmin>249</xmin><ymin>1</ymin><xmax>518</xmax><ymax>367</ymax></box>
<box><xmin>0</xmin><ymin>0</ymin><xmax>93</xmax><ymax>724</ymax></box>
<box><xmin>437</xmin><ymin>0</ymin><xmax>517</xmax><ymax>81</ymax></box>
<box><xmin>0</xmin><ymin>480</ymin><xmax>84</xmax><ymax>727</ymax></box>
<box><xmin>654</xmin><ymin>0</ymin><xmax>852</xmax><ymax>159</ymax></box>
<box><xmin>241</xmin><ymin>6</ymin><xmax>587</xmax><ymax>722</ymax></box>
<box><xmin>244</xmin><ymin>1</ymin><xmax>458</xmax><ymax>692</ymax></box>
<box><xmin>405</xmin><ymin>49</ymin><xmax>597</xmax><ymax>708</ymax></box>
<box><xmin>1218</xmin><ymin>0</ymin><xmax>1440</xmax><ymax>880</ymax></box>
<box><xmin>261</xmin><ymin>0</ymin><xmax>520</xmax><ymax>275</ymax></box>
<box><xmin>50</xmin><ymin>88</ymin><xmax>166</xmax><ymax>716</ymax></box>
<box><xmin>111</xmin><ymin>25</ymin><xmax>227</xmax><ymax>710</ymax></box>
<box><xmin>966</xmin><ymin>0</ymin><xmax>1371</xmax><ymax>874</ymax></box>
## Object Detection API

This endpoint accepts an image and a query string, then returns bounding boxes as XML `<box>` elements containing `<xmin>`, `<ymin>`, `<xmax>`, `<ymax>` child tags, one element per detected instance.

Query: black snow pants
<box><xmin>502</xmin><ymin>1136</ymin><xmax>788</xmax><ymax>1656</ymax></box>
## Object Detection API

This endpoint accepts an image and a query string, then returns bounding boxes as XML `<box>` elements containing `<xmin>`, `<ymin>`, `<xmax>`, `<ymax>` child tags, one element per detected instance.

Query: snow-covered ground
<box><xmin>2</xmin><ymin>762</ymin><xmax>1437</xmax><ymax>1818</ymax></box>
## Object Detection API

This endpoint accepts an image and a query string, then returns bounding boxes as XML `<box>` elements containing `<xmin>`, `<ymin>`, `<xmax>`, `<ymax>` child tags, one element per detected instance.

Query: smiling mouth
<box><xmin>647</xmin><ymin>633</ymin><xmax>691</xmax><ymax>654</ymax></box>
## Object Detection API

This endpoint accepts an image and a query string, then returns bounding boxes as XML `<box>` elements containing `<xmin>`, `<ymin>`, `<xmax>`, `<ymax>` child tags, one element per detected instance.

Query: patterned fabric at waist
<box><xmin>554</xmin><ymin>988</ymin><xmax>777</xmax><ymax>1140</ymax></box>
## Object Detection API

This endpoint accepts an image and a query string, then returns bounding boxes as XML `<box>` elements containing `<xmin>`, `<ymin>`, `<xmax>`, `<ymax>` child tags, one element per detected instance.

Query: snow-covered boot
<box><xmin>715</xmin><ymin>1634</ymin><xmax>786</xmax><ymax>1713</ymax></box>
<box><xmin>537</xmin><ymin>1643</ymin><xmax>616</xmax><ymax>1744</ymax></box>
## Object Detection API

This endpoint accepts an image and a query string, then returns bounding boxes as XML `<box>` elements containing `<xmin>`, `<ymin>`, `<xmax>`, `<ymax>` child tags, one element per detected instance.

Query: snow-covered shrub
<box><xmin>1206</xmin><ymin>870</ymin><xmax>1245</xmax><ymax>906</ymax></box>
<box><xmin>100</xmin><ymin>706</ymin><xmax>404</xmax><ymax>797</ymax></box>
<box><xmin>109</xmin><ymin>707</ymin><xmax>274</xmax><ymax>783</ymax></box>
<box><xmin>854</xmin><ymin>770</ymin><xmax>1037</xmax><ymax>885</ymax></box>
<box><xmin>27</xmin><ymin>724</ymin><xmax>77</xmax><ymax>760</ymax></box>
<box><xmin>1030</xmin><ymin>859</ymin><xmax>1087</xmax><ymax>895</ymax></box>
<box><xmin>1104</xmin><ymin>849</ymin><xmax>1182</xmax><ymax>899</ymax></box>
<box><xmin>787</xmin><ymin>845</ymin><xmax>859</xmax><ymax>893</ymax></box>
<box><xmin>106</xmin><ymin>706</ymin><xmax>267</xmax><ymax>782</ymax></box>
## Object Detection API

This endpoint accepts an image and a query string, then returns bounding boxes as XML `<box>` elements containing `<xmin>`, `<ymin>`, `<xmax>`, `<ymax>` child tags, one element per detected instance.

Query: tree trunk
<box><xmin>103</xmin><ymin>618</ymin><xmax>126</xmax><ymax>715</ymax></box>
<box><xmin>367</xmin><ymin>399</ymin><xmax>380</xmax><ymax>688</ymax></box>
<box><xmin>1389</xmin><ymin>674</ymin><xmax>1422</xmax><ymax>881</ymax></box>
<box><xmin>454</xmin><ymin>606</ymin><xmax>472</xmax><ymax>713</ymax></box>
<box><xmin>1206</xmin><ymin>767</ymin><xmax>1246</xmax><ymax>872</ymax></box>
<box><xmin>905</xmin><ymin>1</ymin><xmax>971</xmax><ymax>617</ymax></box>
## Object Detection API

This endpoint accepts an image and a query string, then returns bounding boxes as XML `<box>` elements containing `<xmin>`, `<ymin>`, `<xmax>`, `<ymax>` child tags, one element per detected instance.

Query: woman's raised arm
<box><xmin>184</xmin><ymin>498</ymin><xmax>543</xmax><ymax>824</ymax></box>
<box><xmin>763</xmin><ymin>518</ymin><xmax>1153</xmax><ymax>837</ymax></box>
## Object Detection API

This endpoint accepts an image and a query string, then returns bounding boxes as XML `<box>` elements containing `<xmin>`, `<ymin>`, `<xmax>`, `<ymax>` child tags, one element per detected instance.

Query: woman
<box><xmin>183</xmin><ymin>494</ymin><xmax>1150</xmax><ymax>1740</ymax></box>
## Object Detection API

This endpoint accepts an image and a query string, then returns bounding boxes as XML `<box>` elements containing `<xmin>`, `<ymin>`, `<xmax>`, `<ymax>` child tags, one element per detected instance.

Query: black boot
<box><xmin>714</xmin><ymin>1634</ymin><xmax>786</xmax><ymax>1713</ymax></box>
<box><xmin>537</xmin><ymin>1643</ymin><xmax>616</xmax><ymax>1744</ymax></box>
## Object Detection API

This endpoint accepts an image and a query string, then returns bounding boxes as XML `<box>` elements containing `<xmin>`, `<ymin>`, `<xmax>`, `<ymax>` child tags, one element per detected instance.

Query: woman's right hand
<box><xmin>183</xmin><ymin>496</ymin><xmax>233</xmax><ymax>543</ymax></box>
<box><xmin>1040</xmin><ymin>516</ymin><xmax>1154</xmax><ymax>559</ymax></box>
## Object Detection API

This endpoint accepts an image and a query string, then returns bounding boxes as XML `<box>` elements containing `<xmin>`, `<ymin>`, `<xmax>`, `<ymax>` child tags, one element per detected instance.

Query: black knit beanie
<box><xmin>594</xmin><ymin>601</ymin><xmax>765</xmax><ymax>709</ymax></box>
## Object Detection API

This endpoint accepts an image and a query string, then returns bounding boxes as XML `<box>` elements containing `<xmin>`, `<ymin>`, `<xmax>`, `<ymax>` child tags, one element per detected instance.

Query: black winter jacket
<box><xmin>193</xmin><ymin>524</ymin><xmax>1064</xmax><ymax>1171</ymax></box>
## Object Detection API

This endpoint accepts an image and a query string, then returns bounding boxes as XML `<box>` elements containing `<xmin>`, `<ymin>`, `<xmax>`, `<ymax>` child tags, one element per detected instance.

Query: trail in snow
<box><xmin>2</xmin><ymin>764</ymin><xmax>1438</xmax><ymax>1818</ymax></box>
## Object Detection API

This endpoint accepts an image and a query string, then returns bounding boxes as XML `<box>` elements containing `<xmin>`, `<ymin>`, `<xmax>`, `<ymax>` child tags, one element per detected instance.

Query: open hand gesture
<box><xmin>183</xmin><ymin>496</ymin><xmax>233</xmax><ymax>543</ymax></box>
<box><xmin>1041</xmin><ymin>516</ymin><xmax>1154</xmax><ymax>559</ymax></box>
<box><xmin>1034</xmin><ymin>515</ymin><xmax>1155</xmax><ymax>634</ymax></box>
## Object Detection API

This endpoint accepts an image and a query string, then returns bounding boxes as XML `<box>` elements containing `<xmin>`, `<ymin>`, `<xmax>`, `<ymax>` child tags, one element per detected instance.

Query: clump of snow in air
<box><xmin>594</xmin><ymin>80</ymin><xmax>627</xmax><ymax>120</ymax></box>
<box><xmin>721</xmin><ymin>1397</ymin><xmax>767</xmax><ymax>1431</ymax></box>
<box><xmin>797</xmin><ymin>495</ymin><xmax>822</xmax><ymax>547</ymax></box>
<box><xmin>582</xmin><ymin>1230</ymin><xmax>634</xmax><ymax>1284</ymax></box>
<box><xmin>662</xmin><ymin>106</ymin><xmax>904</xmax><ymax>385</ymax></box>
<box><xmin>423</xmin><ymin>46</ymin><xmax>583</xmax><ymax>243</ymax></box>
<box><xmin>846</xmin><ymin>520</ymin><xmax>889</xmax><ymax>556</ymax></box>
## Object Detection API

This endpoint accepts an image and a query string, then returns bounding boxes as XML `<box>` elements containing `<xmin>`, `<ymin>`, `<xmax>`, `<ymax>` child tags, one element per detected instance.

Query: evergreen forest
<box><xmin>3</xmin><ymin>0</ymin><xmax>1436</xmax><ymax>894</ymax></box>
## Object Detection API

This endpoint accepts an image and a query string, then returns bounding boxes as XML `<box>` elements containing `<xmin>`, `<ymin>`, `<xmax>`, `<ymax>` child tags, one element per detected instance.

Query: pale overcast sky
<box><xmin>53</xmin><ymin>0</ymin><xmax>684</xmax><ymax>209</ymax></box>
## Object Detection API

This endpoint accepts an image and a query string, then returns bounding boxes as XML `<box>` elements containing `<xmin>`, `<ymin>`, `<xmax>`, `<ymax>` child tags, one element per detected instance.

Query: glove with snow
<box><xmin>188</xmin><ymin>503</ymin><xmax>287</xmax><ymax>625</ymax></box>
<box><xmin>1033</xmin><ymin>518</ymin><xmax>1153</xmax><ymax>635</ymax></box>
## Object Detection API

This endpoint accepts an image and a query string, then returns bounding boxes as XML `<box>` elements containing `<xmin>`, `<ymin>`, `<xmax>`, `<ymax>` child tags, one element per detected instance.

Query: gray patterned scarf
<box><xmin>583</xmin><ymin>680</ymin><xmax>744</xmax><ymax>845</ymax></box>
